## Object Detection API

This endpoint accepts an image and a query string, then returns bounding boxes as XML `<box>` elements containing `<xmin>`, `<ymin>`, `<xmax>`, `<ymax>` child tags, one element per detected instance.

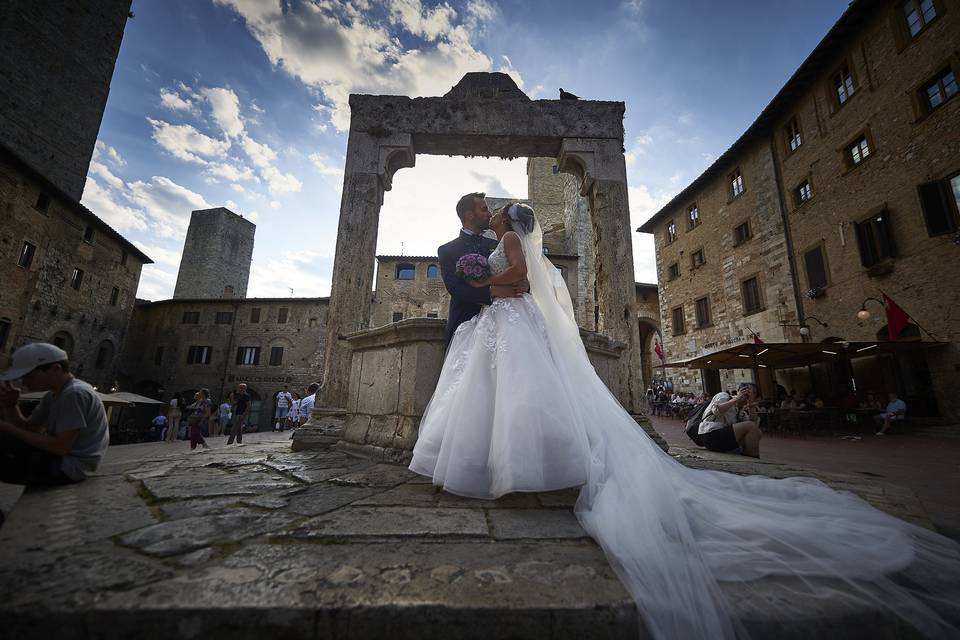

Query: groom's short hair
<box><xmin>456</xmin><ymin>192</ymin><xmax>485</xmax><ymax>223</ymax></box>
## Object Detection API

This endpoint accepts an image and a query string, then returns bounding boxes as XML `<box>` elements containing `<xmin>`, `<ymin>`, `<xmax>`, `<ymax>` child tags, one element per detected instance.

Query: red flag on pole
<box><xmin>753</xmin><ymin>333</ymin><xmax>764</xmax><ymax>344</ymax></box>
<box><xmin>882</xmin><ymin>293</ymin><xmax>911</xmax><ymax>341</ymax></box>
<box><xmin>654</xmin><ymin>340</ymin><xmax>664</xmax><ymax>361</ymax></box>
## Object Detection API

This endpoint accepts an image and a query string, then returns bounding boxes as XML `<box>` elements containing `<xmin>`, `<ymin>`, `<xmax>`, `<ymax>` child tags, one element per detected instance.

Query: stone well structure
<box><xmin>297</xmin><ymin>72</ymin><xmax>642</xmax><ymax>457</ymax></box>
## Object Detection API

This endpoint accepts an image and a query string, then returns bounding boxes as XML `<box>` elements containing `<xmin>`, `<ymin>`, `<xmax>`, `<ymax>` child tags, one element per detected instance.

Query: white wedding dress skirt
<box><xmin>409</xmin><ymin>293</ymin><xmax>590</xmax><ymax>498</ymax></box>
<box><xmin>410</xmin><ymin>233</ymin><xmax>960</xmax><ymax>639</ymax></box>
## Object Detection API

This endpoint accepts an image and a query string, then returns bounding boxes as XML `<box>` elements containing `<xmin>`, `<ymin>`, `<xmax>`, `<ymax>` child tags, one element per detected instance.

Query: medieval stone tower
<box><xmin>0</xmin><ymin>0</ymin><xmax>132</xmax><ymax>200</ymax></box>
<box><xmin>174</xmin><ymin>207</ymin><xmax>255</xmax><ymax>299</ymax></box>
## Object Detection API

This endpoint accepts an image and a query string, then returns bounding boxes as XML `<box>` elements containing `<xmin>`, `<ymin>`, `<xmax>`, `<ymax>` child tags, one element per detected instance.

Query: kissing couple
<box><xmin>407</xmin><ymin>192</ymin><xmax>960</xmax><ymax>639</ymax></box>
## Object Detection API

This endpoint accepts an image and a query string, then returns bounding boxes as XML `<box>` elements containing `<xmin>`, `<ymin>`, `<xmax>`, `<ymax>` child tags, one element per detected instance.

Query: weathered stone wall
<box><xmin>0</xmin><ymin>153</ymin><xmax>146</xmax><ymax>389</ymax></box>
<box><xmin>122</xmin><ymin>298</ymin><xmax>328</xmax><ymax>430</ymax></box>
<box><xmin>174</xmin><ymin>208</ymin><xmax>255</xmax><ymax>299</ymax></box>
<box><xmin>527</xmin><ymin>158</ymin><xmax>569</xmax><ymax>251</ymax></box>
<box><xmin>370</xmin><ymin>257</ymin><xmax>449</xmax><ymax>327</ymax></box>
<box><xmin>651</xmin><ymin>138</ymin><xmax>797</xmax><ymax>392</ymax></box>
<box><xmin>773</xmin><ymin>1</ymin><xmax>960</xmax><ymax>418</ymax></box>
<box><xmin>563</xmin><ymin>168</ymin><xmax>597</xmax><ymax>330</ymax></box>
<box><xmin>0</xmin><ymin>0</ymin><xmax>132</xmax><ymax>201</ymax></box>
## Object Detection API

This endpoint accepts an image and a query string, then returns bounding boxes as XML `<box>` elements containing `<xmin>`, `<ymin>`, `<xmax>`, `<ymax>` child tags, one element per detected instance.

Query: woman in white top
<box><xmin>287</xmin><ymin>393</ymin><xmax>301</xmax><ymax>430</ymax></box>
<box><xmin>698</xmin><ymin>382</ymin><xmax>762</xmax><ymax>457</ymax></box>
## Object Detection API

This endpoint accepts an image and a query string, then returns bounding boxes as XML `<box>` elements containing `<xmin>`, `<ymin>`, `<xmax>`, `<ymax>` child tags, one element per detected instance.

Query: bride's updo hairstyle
<box><xmin>505</xmin><ymin>202</ymin><xmax>536</xmax><ymax>234</ymax></box>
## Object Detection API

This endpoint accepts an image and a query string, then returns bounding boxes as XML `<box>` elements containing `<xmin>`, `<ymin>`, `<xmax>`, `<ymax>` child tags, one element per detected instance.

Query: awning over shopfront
<box><xmin>681</xmin><ymin>340</ymin><xmax>948</xmax><ymax>371</ymax></box>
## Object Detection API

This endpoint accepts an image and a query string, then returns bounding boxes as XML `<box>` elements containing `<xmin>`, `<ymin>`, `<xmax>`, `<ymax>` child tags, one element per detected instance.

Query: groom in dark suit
<box><xmin>438</xmin><ymin>192</ymin><xmax>527</xmax><ymax>343</ymax></box>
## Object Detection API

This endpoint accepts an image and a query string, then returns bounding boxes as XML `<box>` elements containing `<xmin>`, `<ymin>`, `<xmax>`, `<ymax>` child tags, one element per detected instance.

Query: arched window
<box><xmin>51</xmin><ymin>331</ymin><xmax>74</xmax><ymax>355</ymax></box>
<box><xmin>396</xmin><ymin>263</ymin><xmax>415</xmax><ymax>280</ymax></box>
<box><xmin>427</xmin><ymin>264</ymin><xmax>440</xmax><ymax>279</ymax></box>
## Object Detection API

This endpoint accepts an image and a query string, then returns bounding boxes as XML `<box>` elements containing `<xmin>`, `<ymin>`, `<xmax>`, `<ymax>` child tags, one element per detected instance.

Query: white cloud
<box><xmin>240</xmin><ymin>134</ymin><xmax>277</xmax><ymax>168</ymax></box>
<box><xmin>160</xmin><ymin>87</ymin><xmax>194</xmax><ymax>112</ymax></box>
<box><xmin>200</xmin><ymin>86</ymin><xmax>244</xmax><ymax>138</ymax></box>
<box><xmin>136</xmin><ymin>265</ymin><xmax>178</xmax><ymax>301</ymax></box>
<box><xmin>378</xmin><ymin>155</ymin><xmax>526</xmax><ymax>258</ymax></box>
<box><xmin>261</xmin><ymin>165</ymin><xmax>303</xmax><ymax>195</ymax></box>
<box><xmin>213</xmin><ymin>0</ymin><xmax>514</xmax><ymax>131</ymax></box>
<box><xmin>269</xmin><ymin>200</ymin><xmax>281</xmax><ymax>209</ymax></box>
<box><xmin>247</xmin><ymin>251</ymin><xmax>334</xmax><ymax>298</ymax></box>
<box><xmin>230</xmin><ymin>183</ymin><xmax>247</xmax><ymax>193</ymax></box>
<box><xmin>128</xmin><ymin>176</ymin><xmax>213</xmax><ymax>239</ymax></box>
<box><xmin>81</xmin><ymin>176</ymin><xmax>148</xmax><ymax>233</ymax></box>
<box><xmin>147</xmin><ymin>118</ymin><xmax>231</xmax><ymax>164</ymax></box>
<box><xmin>206</xmin><ymin>161</ymin><xmax>256</xmax><ymax>182</ymax></box>
<box><xmin>308</xmin><ymin>153</ymin><xmax>344</xmax><ymax>179</ymax></box>
<box><xmin>629</xmin><ymin>183</ymin><xmax>674</xmax><ymax>284</ymax></box>
<box><xmin>89</xmin><ymin>160</ymin><xmax>125</xmax><ymax>191</ymax></box>
<box><xmin>94</xmin><ymin>139</ymin><xmax>126</xmax><ymax>166</ymax></box>
<box><xmin>132</xmin><ymin>240</ymin><xmax>182</xmax><ymax>268</ymax></box>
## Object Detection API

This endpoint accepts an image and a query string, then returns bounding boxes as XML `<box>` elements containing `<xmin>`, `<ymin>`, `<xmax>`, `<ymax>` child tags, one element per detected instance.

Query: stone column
<box><xmin>315</xmin><ymin>132</ymin><xmax>415</xmax><ymax>418</ymax></box>
<box><xmin>558</xmin><ymin>138</ymin><xmax>644</xmax><ymax>412</ymax></box>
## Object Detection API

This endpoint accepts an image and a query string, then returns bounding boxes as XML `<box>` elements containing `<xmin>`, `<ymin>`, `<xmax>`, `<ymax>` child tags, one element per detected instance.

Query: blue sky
<box><xmin>84</xmin><ymin>0</ymin><xmax>848</xmax><ymax>300</ymax></box>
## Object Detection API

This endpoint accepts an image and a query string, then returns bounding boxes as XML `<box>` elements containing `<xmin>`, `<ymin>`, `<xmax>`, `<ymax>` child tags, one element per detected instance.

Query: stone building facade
<box><xmin>0</xmin><ymin>146</ymin><xmax>151</xmax><ymax>389</ymax></box>
<box><xmin>0</xmin><ymin>0</ymin><xmax>132</xmax><ymax>201</ymax></box>
<box><xmin>371</xmin><ymin>256</ymin><xmax>448</xmax><ymax>327</ymax></box>
<box><xmin>638</xmin><ymin>0</ymin><xmax>960</xmax><ymax>418</ymax></box>
<box><xmin>174</xmin><ymin>208</ymin><xmax>255</xmax><ymax>299</ymax></box>
<box><xmin>122</xmin><ymin>297</ymin><xmax>328</xmax><ymax>430</ymax></box>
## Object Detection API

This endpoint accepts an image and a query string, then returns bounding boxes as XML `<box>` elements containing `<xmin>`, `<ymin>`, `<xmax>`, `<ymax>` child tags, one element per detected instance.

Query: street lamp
<box><xmin>780</xmin><ymin>316</ymin><xmax>828</xmax><ymax>337</ymax></box>
<box><xmin>857</xmin><ymin>297</ymin><xmax>884</xmax><ymax>322</ymax></box>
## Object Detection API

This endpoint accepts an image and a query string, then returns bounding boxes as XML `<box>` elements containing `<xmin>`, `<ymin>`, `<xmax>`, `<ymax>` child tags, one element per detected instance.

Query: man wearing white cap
<box><xmin>0</xmin><ymin>343</ymin><xmax>109</xmax><ymax>486</ymax></box>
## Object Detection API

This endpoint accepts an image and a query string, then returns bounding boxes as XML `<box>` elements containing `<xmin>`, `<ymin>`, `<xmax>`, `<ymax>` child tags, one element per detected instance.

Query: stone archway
<box><xmin>637</xmin><ymin>316</ymin><xmax>660</xmax><ymax>391</ymax></box>
<box><xmin>305</xmin><ymin>72</ymin><xmax>643</xmax><ymax>457</ymax></box>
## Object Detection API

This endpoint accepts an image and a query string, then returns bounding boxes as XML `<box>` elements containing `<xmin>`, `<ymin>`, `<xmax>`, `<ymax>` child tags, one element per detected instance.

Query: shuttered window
<box><xmin>804</xmin><ymin>246</ymin><xmax>828</xmax><ymax>291</ymax></box>
<box><xmin>855</xmin><ymin>212</ymin><xmax>897</xmax><ymax>267</ymax></box>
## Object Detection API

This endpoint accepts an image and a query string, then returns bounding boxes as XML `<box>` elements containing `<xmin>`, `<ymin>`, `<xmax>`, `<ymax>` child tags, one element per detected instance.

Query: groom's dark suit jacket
<box><xmin>438</xmin><ymin>231</ymin><xmax>500</xmax><ymax>344</ymax></box>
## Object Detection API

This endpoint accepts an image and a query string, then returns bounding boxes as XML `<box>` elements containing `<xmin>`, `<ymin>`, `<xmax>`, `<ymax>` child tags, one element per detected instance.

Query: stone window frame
<box><xmin>17</xmin><ymin>240</ymin><xmax>36</xmax><ymax>269</ymax></box>
<box><xmin>916</xmin><ymin>170</ymin><xmax>960</xmax><ymax>237</ymax></box>
<box><xmin>732</xmin><ymin>219</ymin><xmax>753</xmax><ymax>247</ymax></box>
<box><xmin>665</xmin><ymin>220</ymin><xmax>678</xmax><ymax>244</ymax></box>
<box><xmin>671</xmin><ymin>305</ymin><xmax>686</xmax><ymax>336</ymax></box>
<box><xmin>828</xmin><ymin>60</ymin><xmax>859</xmax><ymax>111</ymax></box>
<box><xmin>892</xmin><ymin>0</ymin><xmax>942</xmax><ymax>49</ymax></box>
<box><xmin>109</xmin><ymin>287</ymin><xmax>120</xmax><ymax>307</ymax></box>
<box><xmin>120</xmin><ymin>251</ymin><xmax>128</xmax><ymax>267</ymax></box>
<box><xmin>426</xmin><ymin>264</ymin><xmax>440</xmax><ymax>279</ymax></box>
<box><xmin>187</xmin><ymin>345</ymin><xmax>213</xmax><ymax>365</ymax></box>
<box><xmin>854</xmin><ymin>205</ymin><xmax>897</xmax><ymax>269</ymax></box>
<box><xmin>802</xmin><ymin>241</ymin><xmax>831</xmax><ymax>293</ymax></box>
<box><xmin>690</xmin><ymin>247</ymin><xmax>706</xmax><ymax>270</ymax></box>
<box><xmin>69</xmin><ymin>267</ymin><xmax>84</xmax><ymax>291</ymax></box>
<box><xmin>277</xmin><ymin>307</ymin><xmax>289</xmax><ymax>324</ymax></box>
<box><xmin>215</xmin><ymin>311</ymin><xmax>234</xmax><ymax>325</ymax></box>
<box><xmin>909</xmin><ymin>56</ymin><xmax>960</xmax><ymax>120</ymax></box>
<box><xmin>687</xmin><ymin>203</ymin><xmax>701</xmax><ymax>230</ymax></box>
<box><xmin>181</xmin><ymin>311</ymin><xmax>200</xmax><ymax>325</ymax></box>
<box><xmin>268</xmin><ymin>346</ymin><xmax>284</xmax><ymax>366</ymax></box>
<box><xmin>83</xmin><ymin>225</ymin><xmax>95</xmax><ymax>244</ymax></box>
<box><xmin>250</xmin><ymin>307</ymin><xmax>261</xmax><ymax>323</ymax></box>
<box><xmin>236</xmin><ymin>346</ymin><xmax>261</xmax><ymax>366</ymax></box>
<box><xmin>740</xmin><ymin>274</ymin><xmax>765</xmax><ymax>316</ymax></box>
<box><xmin>784</xmin><ymin>116</ymin><xmax>803</xmax><ymax>154</ymax></box>
<box><xmin>694</xmin><ymin>296</ymin><xmax>712</xmax><ymax>329</ymax></box>
<box><xmin>94</xmin><ymin>340</ymin><xmax>114</xmax><ymax>370</ymax></box>
<box><xmin>793</xmin><ymin>177</ymin><xmax>814</xmax><ymax>208</ymax></box>
<box><xmin>34</xmin><ymin>192</ymin><xmax>50</xmax><ymax>213</ymax></box>
<box><xmin>840</xmin><ymin>128</ymin><xmax>875</xmax><ymax>173</ymax></box>
<box><xmin>395</xmin><ymin>263</ymin><xmax>416</xmax><ymax>280</ymax></box>
<box><xmin>392</xmin><ymin>311</ymin><xmax>404</xmax><ymax>323</ymax></box>
<box><xmin>51</xmin><ymin>331</ymin><xmax>74</xmax><ymax>354</ymax></box>
<box><xmin>729</xmin><ymin>168</ymin><xmax>745</xmax><ymax>200</ymax></box>
<box><xmin>667</xmin><ymin>262</ymin><xmax>681</xmax><ymax>281</ymax></box>
<box><xmin>0</xmin><ymin>318</ymin><xmax>11</xmax><ymax>351</ymax></box>
<box><xmin>426</xmin><ymin>311</ymin><xmax>439</xmax><ymax>319</ymax></box>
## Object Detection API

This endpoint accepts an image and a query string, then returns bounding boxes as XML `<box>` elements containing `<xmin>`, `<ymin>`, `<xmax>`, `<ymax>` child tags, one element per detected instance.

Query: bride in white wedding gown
<box><xmin>409</xmin><ymin>203</ymin><xmax>960</xmax><ymax>639</ymax></box>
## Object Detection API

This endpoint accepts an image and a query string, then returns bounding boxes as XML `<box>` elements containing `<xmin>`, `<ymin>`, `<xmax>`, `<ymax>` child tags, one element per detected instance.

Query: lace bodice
<box><xmin>487</xmin><ymin>241</ymin><xmax>508</xmax><ymax>275</ymax></box>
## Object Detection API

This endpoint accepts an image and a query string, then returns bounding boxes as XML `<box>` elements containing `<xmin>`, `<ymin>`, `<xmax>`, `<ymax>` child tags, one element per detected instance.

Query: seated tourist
<box><xmin>0</xmin><ymin>343</ymin><xmax>109</xmax><ymax>488</ymax></box>
<box><xmin>698</xmin><ymin>383</ymin><xmax>762</xmax><ymax>458</ymax></box>
<box><xmin>874</xmin><ymin>392</ymin><xmax>907</xmax><ymax>436</ymax></box>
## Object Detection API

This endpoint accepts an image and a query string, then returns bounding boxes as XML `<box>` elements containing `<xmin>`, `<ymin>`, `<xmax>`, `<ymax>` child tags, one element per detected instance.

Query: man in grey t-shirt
<box><xmin>0</xmin><ymin>343</ymin><xmax>109</xmax><ymax>485</ymax></box>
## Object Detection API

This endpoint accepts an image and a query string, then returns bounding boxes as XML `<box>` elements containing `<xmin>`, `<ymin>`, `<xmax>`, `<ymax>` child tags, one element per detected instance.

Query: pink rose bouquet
<box><xmin>455</xmin><ymin>253</ymin><xmax>491</xmax><ymax>283</ymax></box>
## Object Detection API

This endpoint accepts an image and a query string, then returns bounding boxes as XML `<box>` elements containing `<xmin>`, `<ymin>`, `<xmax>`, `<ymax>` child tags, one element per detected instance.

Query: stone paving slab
<box><xmin>0</xmin><ymin>431</ymin><xmax>951</xmax><ymax>639</ymax></box>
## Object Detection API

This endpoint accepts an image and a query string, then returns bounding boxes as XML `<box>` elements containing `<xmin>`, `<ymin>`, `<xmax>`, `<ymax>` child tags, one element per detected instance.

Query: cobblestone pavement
<box><xmin>0</xmin><ymin>429</ymin><xmax>951</xmax><ymax>639</ymax></box>
<box><xmin>649</xmin><ymin>414</ymin><xmax>960</xmax><ymax>541</ymax></box>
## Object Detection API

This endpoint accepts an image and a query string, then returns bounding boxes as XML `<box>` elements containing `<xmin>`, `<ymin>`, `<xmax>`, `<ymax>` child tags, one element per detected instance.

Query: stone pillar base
<box><xmin>290</xmin><ymin>406</ymin><xmax>347</xmax><ymax>452</ymax></box>
<box><xmin>630</xmin><ymin>414</ymin><xmax>670</xmax><ymax>453</ymax></box>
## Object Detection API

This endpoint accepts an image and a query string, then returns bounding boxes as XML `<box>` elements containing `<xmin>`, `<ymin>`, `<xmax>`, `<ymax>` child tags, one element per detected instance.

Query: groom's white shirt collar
<box><xmin>460</xmin><ymin>227</ymin><xmax>477</xmax><ymax>236</ymax></box>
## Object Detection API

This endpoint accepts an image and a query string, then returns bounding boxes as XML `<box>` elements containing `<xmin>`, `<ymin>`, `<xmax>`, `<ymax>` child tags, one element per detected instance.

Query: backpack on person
<box><xmin>684</xmin><ymin>400</ymin><xmax>712</xmax><ymax>446</ymax></box>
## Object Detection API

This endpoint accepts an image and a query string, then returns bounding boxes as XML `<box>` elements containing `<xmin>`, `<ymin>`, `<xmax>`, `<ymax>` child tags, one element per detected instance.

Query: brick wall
<box><xmin>0</xmin><ymin>155</ymin><xmax>146</xmax><ymax>389</ymax></box>
<box><xmin>0</xmin><ymin>0</ymin><xmax>132</xmax><ymax>200</ymax></box>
